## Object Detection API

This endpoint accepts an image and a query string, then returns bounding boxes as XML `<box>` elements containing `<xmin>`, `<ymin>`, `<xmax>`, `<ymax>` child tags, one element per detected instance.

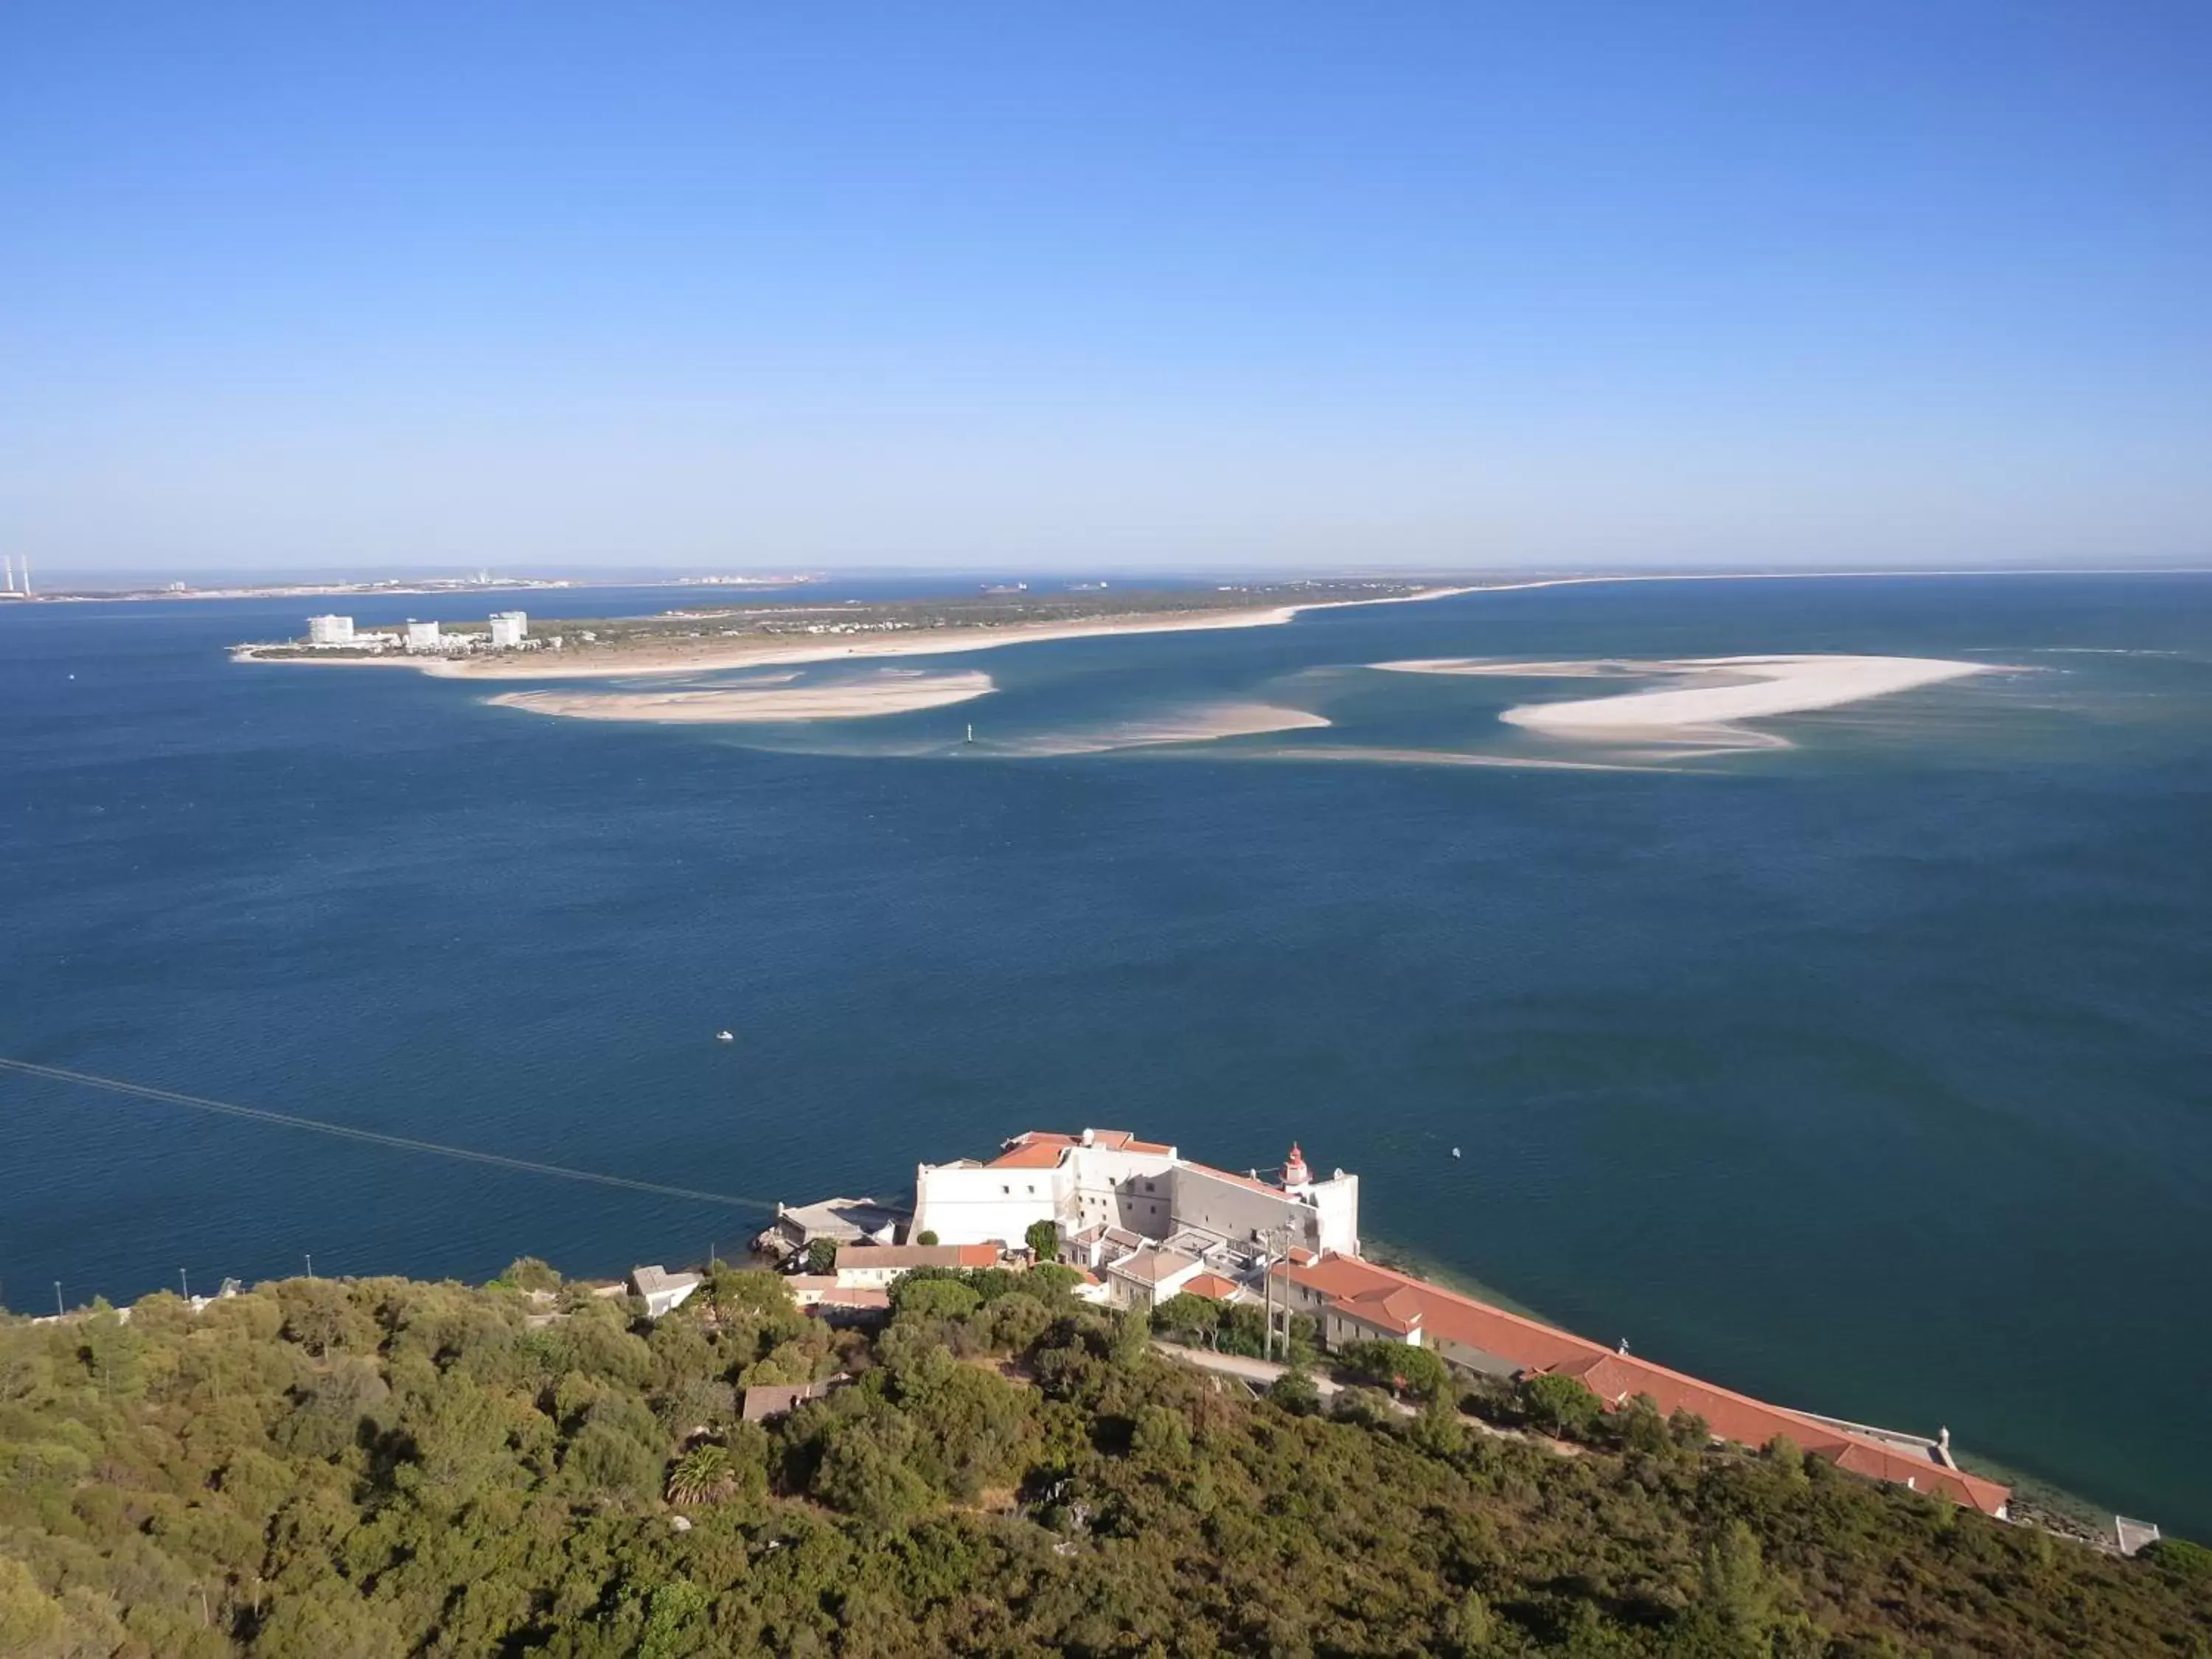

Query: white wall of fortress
<box><xmin>1307</xmin><ymin>1175</ymin><xmax>1360</xmax><ymax>1257</ymax></box>
<box><xmin>914</xmin><ymin>1144</ymin><xmax>1183</xmax><ymax>1246</ymax></box>
<box><xmin>914</xmin><ymin>1141</ymin><xmax>1357</xmax><ymax>1256</ymax></box>
<box><xmin>1065</xmin><ymin>1146</ymin><xmax>1180</xmax><ymax>1234</ymax></box>
<box><xmin>1169</xmin><ymin>1166</ymin><xmax>1360</xmax><ymax>1258</ymax></box>
<box><xmin>911</xmin><ymin>1163</ymin><xmax>1062</xmax><ymax>1248</ymax></box>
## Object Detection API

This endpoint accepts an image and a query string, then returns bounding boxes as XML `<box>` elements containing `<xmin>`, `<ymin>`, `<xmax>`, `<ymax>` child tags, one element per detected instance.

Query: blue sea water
<box><xmin>2</xmin><ymin>573</ymin><xmax>2208</xmax><ymax>1532</ymax></box>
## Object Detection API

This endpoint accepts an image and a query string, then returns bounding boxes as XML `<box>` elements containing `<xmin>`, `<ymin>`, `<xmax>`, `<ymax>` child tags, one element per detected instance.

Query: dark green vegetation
<box><xmin>2</xmin><ymin>1265</ymin><xmax>2205</xmax><ymax>1658</ymax></box>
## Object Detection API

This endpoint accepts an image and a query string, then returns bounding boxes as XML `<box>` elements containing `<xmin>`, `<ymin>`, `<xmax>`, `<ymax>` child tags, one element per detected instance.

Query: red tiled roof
<box><xmin>1183</xmin><ymin>1273</ymin><xmax>1242</xmax><ymax>1301</ymax></box>
<box><xmin>989</xmin><ymin>1128</ymin><xmax>1178</xmax><ymax>1165</ymax></box>
<box><xmin>813</xmin><ymin>1287</ymin><xmax>890</xmax><ymax>1310</ymax></box>
<box><xmin>838</xmin><ymin>1244</ymin><xmax>998</xmax><ymax>1270</ymax></box>
<box><xmin>1277</xmin><ymin>1254</ymin><xmax>2009</xmax><ymax>1516</ymax></box>
<box><xmin>987</xmin><ymin>1137</ymin><xmax>1074</xmax><ymax>1169</ymax></box>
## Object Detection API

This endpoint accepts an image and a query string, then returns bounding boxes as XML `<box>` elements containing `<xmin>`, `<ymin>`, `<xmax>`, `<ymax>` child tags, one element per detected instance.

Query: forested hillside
<box><xmin>1</xmin><ymin>1263</ymin><xmax>2205</xmax><ymax>1658</ymax></box>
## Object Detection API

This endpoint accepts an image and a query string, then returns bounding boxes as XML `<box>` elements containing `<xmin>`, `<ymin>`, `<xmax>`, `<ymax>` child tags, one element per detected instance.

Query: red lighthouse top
<box><xmin>1282</xmin><ymin>1142</ymin><xmax>1312</xmax><ymax>1187</ymax></box>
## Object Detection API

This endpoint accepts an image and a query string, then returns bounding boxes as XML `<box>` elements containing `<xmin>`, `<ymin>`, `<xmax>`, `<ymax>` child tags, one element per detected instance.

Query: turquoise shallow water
<box><xmin>2</xmin><ymin>573</ymin><xmax>2208</xmax><ymax>1532</ymax></box>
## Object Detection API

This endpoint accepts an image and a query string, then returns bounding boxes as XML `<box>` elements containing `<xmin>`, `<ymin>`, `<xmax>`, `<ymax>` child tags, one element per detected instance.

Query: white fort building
<box><xmin>912</xmin><ymin>1128</ymin><xmax>1359</xmax><ymax>1266</ymax></box>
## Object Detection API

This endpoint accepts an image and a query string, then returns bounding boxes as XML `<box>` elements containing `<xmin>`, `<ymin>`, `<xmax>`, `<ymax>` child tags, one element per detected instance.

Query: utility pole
<box><xmin>55</xmin><ymin>1281</ymin><xmax>63</xmax><ymax>1318</ymax></box>
<box><xmin>1257</xmin><ymin>1225</ymin><xmax>1281</xmax><ymax>1362</ymax></box>
<box><xmin>1261</xmin><ymin>1223</ymin><xmax>1295</xmax><ymax>1363</ymax></box>
<box><xmin>180</xmin><ymin>1267</ymin><xmax>190</xmax><ymax>1301</ymax></box>
<box><xmin>304</xmin><ymin>1253</ymin><xmax>314</xmax><ymax>1280</ymax></box>
<box><xmin>1265</xmin><ymin>1248</ymin><xmax>1283</xmax><ymax>1363</ymax></box>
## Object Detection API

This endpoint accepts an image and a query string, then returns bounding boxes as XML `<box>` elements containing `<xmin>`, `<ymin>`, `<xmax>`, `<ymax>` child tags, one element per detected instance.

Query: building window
<box><xmin>1001</xmin><ymin>1186</ymin><xmax>1009</xmax><ymax>1195</ymax></box>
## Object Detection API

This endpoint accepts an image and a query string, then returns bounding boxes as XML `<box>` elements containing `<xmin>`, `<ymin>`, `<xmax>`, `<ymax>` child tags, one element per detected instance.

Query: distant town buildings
<box><xmin>271</xmin><ymin>611</ymin><xmax>551</xmax><ymax>656</ymax></box>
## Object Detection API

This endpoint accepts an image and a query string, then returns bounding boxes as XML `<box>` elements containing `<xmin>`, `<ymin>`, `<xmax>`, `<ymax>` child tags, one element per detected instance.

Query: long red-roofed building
<box><xmin>1271</xmin><ymin>1252</ymin><xmax>2009</xmax><ymax>1517</ymax></box>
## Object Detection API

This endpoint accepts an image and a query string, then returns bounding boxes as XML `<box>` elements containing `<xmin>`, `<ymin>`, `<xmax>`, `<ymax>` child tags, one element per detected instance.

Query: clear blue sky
<box><xmin>4</xmin><ymin>3</ymin><xmax>2208</xmax><ymax>572</ymax></box>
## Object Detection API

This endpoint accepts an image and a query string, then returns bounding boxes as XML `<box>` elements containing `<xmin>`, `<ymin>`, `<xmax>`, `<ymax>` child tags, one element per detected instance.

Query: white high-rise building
<box><xmin>307</xmin><ymin>614</ymin><xmax>355</xmax><ymax>645</ymax></box>
<box><xmin>487</xmin><ymin>611</ymin><xmax>528</xmax><ymax>648</ymax></box>
<box><xmin>404</xmin><ymin>619</ymin><xmax>442</xmax><ymax>652</ymax></box>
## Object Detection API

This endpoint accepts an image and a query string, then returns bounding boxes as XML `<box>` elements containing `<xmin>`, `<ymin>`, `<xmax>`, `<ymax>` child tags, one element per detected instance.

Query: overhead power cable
<box><xmin>0</xmin><ymin>1056</ymin><xmax>773</xmax><ymax>1212</ymax></box>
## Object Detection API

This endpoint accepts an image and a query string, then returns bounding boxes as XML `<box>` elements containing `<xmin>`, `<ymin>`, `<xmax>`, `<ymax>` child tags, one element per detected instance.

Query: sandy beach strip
<box><xmin>1476</xmin><ymin>654</ymin><xmax>1991</xmax><ymax>735</ymax></box>
<box><xmin>1375</xmin><ymin>658</ymin><xmax>1671</xmax><ymax>681</ymax></box>
<box><xmin>998</xmin><ymin>702</ymin><xmax>1331</xmax><ymax>755</ymax></box>
<box><xmin>243</xmin><ymin>585</ymin><xmax>1479</xmax><ymax>681</ymax></box>
<box><xmin>486</xmin><ymin>669</ymin><xmax>994</xmax><ymax>723</ymax></box>
<box><xmin>1232</xmin><ymin>744</ymin><xmax>1686</xmax><ymax>773</ymax></box>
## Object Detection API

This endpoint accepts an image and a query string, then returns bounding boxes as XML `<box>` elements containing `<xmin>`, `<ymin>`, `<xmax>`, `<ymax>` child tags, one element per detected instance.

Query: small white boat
<box><xmin>1450</xmin><ymin>1147</ymin><xmax>1461</xmax><ymax>1158</ymax></box>
<box><xmin>714</xmin><ymin>1030</ymin><xmax>734</xmax><ymax>1043</ymax></box>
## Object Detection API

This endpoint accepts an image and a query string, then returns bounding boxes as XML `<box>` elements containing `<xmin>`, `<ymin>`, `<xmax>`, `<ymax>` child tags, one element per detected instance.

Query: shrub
<box><xmin>1519</xmin><ymin>1372</ymin><xmax>1603</xmax><ymax>1439</ymax></box>
<box><xmin>499</xmin><ymin>1256</ymin><xmax>560</xmax><ymax>1293</ymax></box>
<box><xmin>891</xmin><ymin>1278</ymin><xmax>982</xmax><ymax>1321</ymax></box>
<box><xmin>1152</xmin><ymin>1293</ymin><xmax>1220</xmax><ymax>1344</ymax></box>
<box><xmin>1338</xmin><ymin>1338</ymin><xmax>1450</xmax><ymax>1399</ymax></box>
<box><xmin>1332</xmin><ymin>1385</ymin><xmax>1399</xmax><ymax>1427</ymax></box>
<box><xmin>1668</xmin><ymin>1407</ymin><xmax>1711</xmax><ymax>1450</ymax></box>
<box><xmin>1026</xmin><ymin>1263</ymin><xmax>1083</xmax><ymax>1299</ymax></box>
<box><xmin>1615</xmin><ymin>1392</ymin><xmax>1670</xmax><ymax>1454</ymax></box>
<box><xmin>665</xmin><ymin>1443</ymin><xmax>736</xmax><ymax>1506</ymax></box>
<box><xmin>1267</xmin><ymin>1368</ymin><xmax>1322</xmax><ymax>1416</ymax></box>
<box><xmin>2142</xmin><ymin>1536</ymin><xmax>2212</xmax><ymax>1578</ymax></box>
<box><xmin>1025</xmin><ymin>1220</ymin><xmax>1060</xmax><ymax>1262</ymax></box>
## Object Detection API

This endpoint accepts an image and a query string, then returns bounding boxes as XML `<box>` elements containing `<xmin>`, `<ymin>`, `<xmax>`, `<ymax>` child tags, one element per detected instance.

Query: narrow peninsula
<box><xmin>229</xmin><ymin>579</ymin><xmax>1478</xmax><ymax>679</ymax></box>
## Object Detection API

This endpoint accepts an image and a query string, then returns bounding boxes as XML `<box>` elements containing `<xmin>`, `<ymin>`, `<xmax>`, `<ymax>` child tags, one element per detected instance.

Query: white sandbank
<box><xmin>1236</xmin><ymin>744</ymin><xmax>1683</xmax><ymax>773</ymax></box>
<box><xmin>487</xmin><ymin>670</ymin><xmax>994</xmax><ymax>724</ymax></box>
<box><xmin>1377</xmin><ymin>654</ymin><xmax>1989</xmax><ymax>738</ymax></box>
<box><xmin>998</xmin><ymin>703</ymin><xmax>1330</xmax><ymax>755</ymax></box>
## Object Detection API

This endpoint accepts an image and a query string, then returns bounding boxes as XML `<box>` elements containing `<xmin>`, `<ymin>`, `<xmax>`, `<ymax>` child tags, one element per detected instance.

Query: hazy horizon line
<box><xmin>20</xmin><ymin>552</ymin><xmax>2212</xmax><ymax>588</ymax></box>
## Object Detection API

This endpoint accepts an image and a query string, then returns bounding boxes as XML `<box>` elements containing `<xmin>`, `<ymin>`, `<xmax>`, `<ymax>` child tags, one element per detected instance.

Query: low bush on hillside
<box><xmin>0</xmin><ymin>1265</ymin><xmax>2202</xmax><ymax>1656</ymax></box>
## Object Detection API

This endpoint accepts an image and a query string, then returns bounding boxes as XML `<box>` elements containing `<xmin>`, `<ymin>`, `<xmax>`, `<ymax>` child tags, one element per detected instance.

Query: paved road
<box><xmin>1153</xmin><ymin>1339</ymin><xmax>1576</xmax><ymax>1453</ymax></box>
<box><xmin>1153</xmin><ymin>1340</ymin><xmax>1347</xmax><ymax>1397</ymax></box>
